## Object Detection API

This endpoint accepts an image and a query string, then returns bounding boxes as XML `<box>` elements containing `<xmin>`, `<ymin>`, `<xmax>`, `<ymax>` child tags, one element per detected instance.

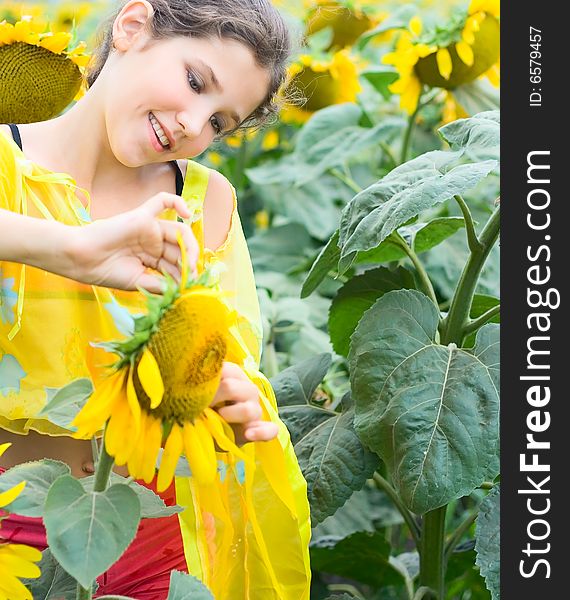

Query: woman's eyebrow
<box><xmin>195</xmin><ymin>59</ymin><xmax>242</xmax><ymax>127</ymax></box>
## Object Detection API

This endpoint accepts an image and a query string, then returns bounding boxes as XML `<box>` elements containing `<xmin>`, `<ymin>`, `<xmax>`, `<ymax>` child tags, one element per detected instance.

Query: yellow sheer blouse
<box><xmin>0</xmin><ymin>130</ymin><xmax>311</xmax><ymax>599</ymax></box>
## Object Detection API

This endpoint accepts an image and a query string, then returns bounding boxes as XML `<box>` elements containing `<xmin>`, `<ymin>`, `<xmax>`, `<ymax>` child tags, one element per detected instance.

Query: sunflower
<box><xmin>0</xmin><ymin>16</ymin><xmax>89</xmax><ymax>123</ymax></box>
<box><xmin>282</xmin><ymin>48</ymin><xmax>363</xmax><ymax>123</ymax></box>
<box><xmin>382</xmin><ymin>0</ymin><xmax>500</xmax><ymax>114</ymax></box>
<box><xmin>0</xmin><ymin>443</ymin><xmax>42</xmax><ymax>600</ymax></box>
<box><xmin>304</xmin><ymin>0</ymin><xmax>387</xmax><ymax>51</ymax></box>
<box><xmin>71</xmin><ymin>245</ymin><xmax>252</xmax><ymax>493</ymax></box>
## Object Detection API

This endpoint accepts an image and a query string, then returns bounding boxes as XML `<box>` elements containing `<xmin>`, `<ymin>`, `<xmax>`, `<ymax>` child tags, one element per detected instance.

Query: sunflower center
<box><xmin>134</xmin><ymin>291</ymin><xmax>229</xmax><ymax>424</ymax></box>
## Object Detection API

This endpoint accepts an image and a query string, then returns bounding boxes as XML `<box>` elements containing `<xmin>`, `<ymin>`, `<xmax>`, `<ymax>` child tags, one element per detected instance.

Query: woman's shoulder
<box><xmin>184</xmin><ymin>159</ymin><xmax>236</xmax><ymax>253</ymax></box>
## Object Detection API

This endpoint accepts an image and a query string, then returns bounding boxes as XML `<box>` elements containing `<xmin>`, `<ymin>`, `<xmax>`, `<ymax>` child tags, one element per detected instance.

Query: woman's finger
<box><xmin>143</xmin><ymin>192</ymin><xmax>191</xmax><ymax>220</ymax></box>
<box><xmin>243</xmin><ymin>421</ymin><xmax>279</xmax><ymax>442</ymax></box>
<box><xmin>157</xmin><ymin>257</ymin><xmax>181</xmax><ymax>282</ymax></box>
<box><xmin>159</xmin><ymin>221</ymin><xmax>199</xmax><ymax>272</ymax></box>
<box><xmin>216</xmin><ymin>399</ymin><xmax>262</xmax><ymax>424</ymax></box>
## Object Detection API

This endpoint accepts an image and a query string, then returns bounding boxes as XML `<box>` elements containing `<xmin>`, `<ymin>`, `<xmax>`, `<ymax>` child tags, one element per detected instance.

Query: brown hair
<box><xmin>86</xmin><ymin>0</ymin><xmax>299</xmax><ymax>135</ymax></box>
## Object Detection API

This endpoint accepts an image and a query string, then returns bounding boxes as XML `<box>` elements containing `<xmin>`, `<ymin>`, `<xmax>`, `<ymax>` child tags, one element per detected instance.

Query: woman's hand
<box><xmin>210</xmin><ymin>362</ymin><xmax>279</xmax><ymax>446</ymax></box>
<box><xmin>67</xmin><ymin>192</ymin><xmax>199</xmax><ymax>294</ymax></box>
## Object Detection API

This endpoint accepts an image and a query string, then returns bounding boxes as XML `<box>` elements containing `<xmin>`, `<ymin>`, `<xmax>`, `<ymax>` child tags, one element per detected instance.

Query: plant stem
<box><xmin>76</xmin><ymin>432</ymin><xmax>115</xmax><ymax>599</ymax></box>
<box><xmin>463</xmin><ymin>305</ymin><xmax>501</xmax><ymax>336</ymax></box>
<box><xmin>263</xmin><ymin>339</ymin><xmax>280</xmax><ymax>379</ymax></box>
<box><xmin>373</xmin><ymin>472</ymin><xmax>420</xmax><ymax>546</ymax></box>
<box><xmin>419</xmin><ymin>506</ymin><xmax>447</xmax><ymax>599</ymax></box>
<box><xmin>330</xmin><ymin>168</ymin><xmax>362</xmax><ymax>194</ymax></box>
<box><xmin>393</xmin><ymin>232</ymin><xmax>438</xmax><ymax>308</ymax></box>
<box><xmin>444</xmin><ymin>509</ymin><xmax>478</xmax><ymax>562</ymax></box>
<box><xmin>440</xmin><ymin>206</ymin><xmax>500</xmax><ymax>345</ymax></box>
<box><xmin>380</xmin><ymin>141</ymin><xmax>398</xmax><ymax>170</ymax></box>
<box><xmin>400</xmin><ymin>89</ymin><xmax>440</xmax><ymax>164</ymax></box>
<box><xmin>453</xmin><ymin>195</ymin><xmax>483</xmax><ymax>253</ymax></box>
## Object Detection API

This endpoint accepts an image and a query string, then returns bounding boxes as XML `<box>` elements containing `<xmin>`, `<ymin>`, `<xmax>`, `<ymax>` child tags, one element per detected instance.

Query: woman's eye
<box><xmin>210</xmin><ymin>117</ymin><xmax>223</xmax><ymax>135</ymax></box>
<box><xmin>187</xmin><ymin>71</ymin><xmax>201</xmax><ymax>92</ymax></box>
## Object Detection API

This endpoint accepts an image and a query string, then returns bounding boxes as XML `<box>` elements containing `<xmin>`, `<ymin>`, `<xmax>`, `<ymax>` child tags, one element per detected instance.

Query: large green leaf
<box><xmin>0</xmin><ymin>459</ymin><xmax>70</xmax><ymax>517</ymax></box>
<box><xmin>310</xmin><ymin>531</ymin><xmax>406</xmax><ymax>588</ymax></box>
<box><xmin>295</xmin><ymin>119</ymin><xmax>404</xmax><ymax>187</ymax></box>
<box><xmin>349</xmin><ymin>290</ymin><xmax>500</xmax><ymax>513</ymax></box>
<box><xmin>81</xmin><ymin>472</ymin><xmax>182</xmax><ymax>519</ymax></box>
<box><xmin>438</xmin><ymin>110</ymin><xmax>500</xmax><ymax>151</ymax></box>
<box><xmin>166</xmin><ymin>570</ymin><xmax>214</xmax><ymax>599</ymax></box>
<box><xmin>301</xmin><ymin>231</ymin><xmax>341</xmax><ymax>298</ymax></box>
<box><xmin>356</xmin><ymin>217</ymin><xmax>466</xmax><ymax>265</ymax></box>
<box><xmin>475</xmin><ymin>485</ymin><xmax>500</xmax><ymax>600</ymax></box>
<box><xmin>295</xmin><ymin>103</ymin><xmax>363</xmax><ymax>157</ymax></box>
<box><xmin>39</xmin><ymin>378</ymin><xmax>93</xmax><ymax>431</ymax></box>
<box><xmin>21</xmin><ymin>549</ymin><xmax>94</xmax><ymax>600</ymax></box>
<box><xmin>44</xmin><ymin>476</ymin><xmax>141</xmax><ymax>589</ymax></box>
<box><xmin>295</xmin><ymin>397</ymin><xmax>380</xmax><ymax>524</ymax></box>
<box><xmin>329</xmin><ymin>267</ymin><xmax>416</xmax><ymax>357</ymax></box>
<box><xmin>361</xmin><ymin>66</ymin><xmax>399</xmax><ymax>100</ymax></box>
<box><xmin>338</xmin><ymin>150</ymin><xmax>497</xmax><ymax>272</ymax></box>
<box><xmin>271</xmin><ymin>354</ymin><xmax>335</xmax><ymax>444</ymax></box>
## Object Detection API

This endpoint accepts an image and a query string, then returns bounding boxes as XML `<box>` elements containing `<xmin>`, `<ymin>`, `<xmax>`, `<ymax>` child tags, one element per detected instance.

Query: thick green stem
<box><xmin>453</xmin><ymin>195</ymin><xmax>483</xmax><ymax>253</ymax></box>
<box><xmin>373</xmin><ymin>472</ymin><xmax>420</xmax><ymax>546</ymax></box>
<box><xmin>419</xmin><ymin>506</ymin><xmax>447</xmax><ymax>599</ymax></box>
<box><xmin>76</xmin><ymin>585</ymin><xmax>91</xmax><ymax>600</ymax></box>
<box><xmin>441</xmin><ymin>207</ymin><xmax>500</xmax><ymax>345</ymax></box>
<box><xmin>393</xmin><ymin>233</ymin><xmax>438</xmax><ymax>309</ymax></box>
<box><xmin>444</xmin><ymin>509</ymin><xmax>478</xmax><ymax>562</ymax></box>
<box><xmin>413</xmin><ymin>586</ymin><xmax>437</xmax><ymax>600</ymax></box>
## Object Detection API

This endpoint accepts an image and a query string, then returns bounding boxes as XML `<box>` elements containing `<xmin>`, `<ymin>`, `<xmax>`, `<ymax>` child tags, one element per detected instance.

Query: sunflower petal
<box><xmin>436</xmin><ymin>47</ymin><xmax>453</xmax><ymax>80</ymax></box>
<box><xmin>0</xmin><ymin>567</ymin><xmax>34</xmax><ymax>599</ymax></box>
<box><xmin>138</xmin><ymin>349</ymin><xmax>164</xmax><ymax>409</ymax></box>
<box><xmin>4</xmin><ymin>543</ymin><xmax>43</xmax><ymax>562</ymax></box>
<box><xmin>202</xmin><ymin>408</ymin><xmax>248</xmax><ymax>461</ymax></box>
<box><xmin>126</xmin><ymin>367</ymin><xmax>141</xmax><ymax>430</ymax></box>
<box><xmin>0</xmin><ymin>480</ymin><xmax>26</xmax><ymax>508</ymax></box>
<box><xmin>39</xmin><ymin>31</ymin><xmax>72</xmax><ymax>53</ymax></box>
<box><xmin>455</xmin><ymin>41</ymin><xmax>475</xmax><ymax>66</ymax></box>
<box><xmin>0</xmin><ymin>549</ymin><xmax>41</xmax><ymax>578</ymax></box>
<box><xmin>157</xmin><ymin>424</ymin><xmax>184</xmax><ymax>492</ymax></box>
<box><xmin>409</xmin><ymin>16</ymin><xmax>422</xmax><ymax>37</ymax></box>
<box><xmin>0</xmin><ymin>442</ymin><xmax>12</xmax><ymax>458</ymax></box>
<box><xmin>140</xmin><ymin>415</ymin><xmax>162</xmax><ymax>483</ymax></box>
<box><xmin>182</xmin><ymin>422</ymin><xmax>216</xmax><ymax>485</ymax></box>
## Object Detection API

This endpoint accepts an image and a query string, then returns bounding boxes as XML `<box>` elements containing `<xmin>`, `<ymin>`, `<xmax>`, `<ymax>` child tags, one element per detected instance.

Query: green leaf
<box><xmin>310</xmin><ymin>531</ymin><xmax>406</xmax><ymax>588</ymax></box>
<box><xmin>39</xmin><ymin>378</ymin><xmax>93</xmax><ymax>431</ymax></box>
<box><xmin>44</xmin><ymin>476</ymin><xmax>141</xmax><ymax>589</ymax></box>
<box><xmin>470</xmin><ymin>294</ymin><xmax>501</xmax><ymax>322</ymax></box>
<box><xmin>475</xmin><ymin>485</ymin><xmax>500</xmax><ymax>599</ymax></box>
<box><xmin>438</xmin><ymin>110</ymin><xmax>500</xmax><ymax>151</ymax></box>
<box><xmin>349</xmin><ymin>290</ymin><xmax>500</xmax><ymax>513</ymax></box>
<box><xmin>167</xmin><ymin>570</ymin><xmax>214</xmax><ymax>599</ymax></box>
<box><xmin>21</xmin><ymin>548</ymin><xmax>96</xmax><ymax>600</ymax></box>
<box><xmin>301</xmin><ymin>231</ymin><xmax>341</xmax><ymax>298</ymax></box>
<box><xmin>338</xmin><ymin>150</ymin><xmax>497</xmax><ymax>272</ymax></box>
<box><xmin>0</xmin><ymin>459</ymin><xmax>70</xmax><ymax>517</ymax></box>
<box><xmin>245</xmin><ymin>153</ymin><xmax>299</xmax><ymax>186</ymax></box>
<box><xmin>329</xmin><ymin>267</ymin><xmax>416</xmax><ymax>357</ymax></box>
<box><xmin>362</xmin><ymin>66</ymin><xmax>399</xmax><ymax>100</ymax></box>
<box><xmin>295</xmin><ymin>402</ymin><xmax>380</xmax><ymax>524</ymax></box>
<box><xmin>295</xmin><ymin>118</ymin><xmax>404</xmax><ymax>187</ymax></box>
<box><xmin>80</xmin><ymin>472</ymin><xmax>183</xmax><ymax>519</ymax></box>
<box><xmin>296</xmin><ymin>104</ymin><xmax>363</xmax><ymax>157</ymax></box>
<box><xmin>356</xmin><ymin>4</ymin><xmax>418</xmax><ymax>49</ymax></box>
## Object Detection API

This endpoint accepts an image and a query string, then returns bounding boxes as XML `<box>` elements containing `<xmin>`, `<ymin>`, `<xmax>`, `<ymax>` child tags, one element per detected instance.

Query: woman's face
<box><xmin>104</xmin><ymin>23</ymin><xmax>271</xmax><ymax>166</ymax></box>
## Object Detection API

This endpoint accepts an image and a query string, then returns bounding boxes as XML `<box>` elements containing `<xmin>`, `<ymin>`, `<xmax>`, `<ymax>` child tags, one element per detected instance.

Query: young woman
<box><xmin>0</xmin><ymin>1</ymin><xmax>310</xmax><ymax>598</ymax></box>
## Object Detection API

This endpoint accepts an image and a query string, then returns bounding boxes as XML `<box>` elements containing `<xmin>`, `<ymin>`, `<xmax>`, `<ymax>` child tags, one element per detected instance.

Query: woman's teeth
<box><xmin>149</xmin><ymin>113</ymin><xmax>170</xmax><ymax>148</ymax></box>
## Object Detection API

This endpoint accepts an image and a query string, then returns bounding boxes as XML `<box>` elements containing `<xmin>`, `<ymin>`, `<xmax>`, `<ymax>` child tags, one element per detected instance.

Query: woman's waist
<box><xmin>0</xmin><ymin>428</ymin><xmax>128</xmax><ymax>478</ymax></box>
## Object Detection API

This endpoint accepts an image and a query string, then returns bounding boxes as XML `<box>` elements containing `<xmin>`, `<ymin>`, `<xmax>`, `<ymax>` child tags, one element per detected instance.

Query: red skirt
<box><xmin>0</xmin><ymin>467</ymin><xmax>188</xmax><ymax>599</ymax></box>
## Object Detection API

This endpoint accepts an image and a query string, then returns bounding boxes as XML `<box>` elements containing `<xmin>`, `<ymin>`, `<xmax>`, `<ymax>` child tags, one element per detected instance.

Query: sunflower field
<box><xmin>0</xmin><ymin>1</ymin><xmax>500</xmax><ymax>599</ymax></box>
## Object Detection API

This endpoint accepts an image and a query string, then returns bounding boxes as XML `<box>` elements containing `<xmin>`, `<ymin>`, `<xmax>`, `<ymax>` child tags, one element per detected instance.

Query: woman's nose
<box><xmin>177</xmin><ymin>108</ymin><xmax>210</xmax><ymax>140</ymax></box>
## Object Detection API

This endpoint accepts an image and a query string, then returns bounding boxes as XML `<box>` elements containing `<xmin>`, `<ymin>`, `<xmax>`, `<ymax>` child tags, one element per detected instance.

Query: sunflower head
<box><xmin>382</xmin><ymin>1</ymin><xmax>500</xmax><ymax>114</ymax></box>
<box><xmin>0</xmin><ymin>16</ymin><xmax>89</xmax><ymax>123</ymax></box>
<box><xmin>283</xmin><ymin>48</ymin><xmax>362</xmax><ymax>123</ymax></box>
<box><xmin>304</xmin><ymin>0</ymin><xmax>382</xmax><ymax>50</ymax></box>
<box><xmin>72</xmin><ymin>251</ymin><xmax>250</xmax><ymax>491</ymax></box>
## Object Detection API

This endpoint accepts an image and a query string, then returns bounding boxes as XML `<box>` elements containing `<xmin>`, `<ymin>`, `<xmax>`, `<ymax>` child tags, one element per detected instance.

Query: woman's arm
<box><xmin>0</xmin><ymin>193</ymin><xmax>199</xmax><ymax>294</ymax></box>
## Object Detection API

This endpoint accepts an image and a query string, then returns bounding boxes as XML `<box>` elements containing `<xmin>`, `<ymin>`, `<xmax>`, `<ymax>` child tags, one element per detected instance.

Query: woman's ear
<box><xmin>112</xmin><ymin>0</ymin><xmax>155</xmax><ymax>52</ymax></box>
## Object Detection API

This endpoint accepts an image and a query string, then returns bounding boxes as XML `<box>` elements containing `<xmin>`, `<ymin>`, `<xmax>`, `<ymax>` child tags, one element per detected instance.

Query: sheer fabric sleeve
<box><xmin>175</xmin><ymin>175</ymin><xmax>312</xmax><ymax>600</ymax></box>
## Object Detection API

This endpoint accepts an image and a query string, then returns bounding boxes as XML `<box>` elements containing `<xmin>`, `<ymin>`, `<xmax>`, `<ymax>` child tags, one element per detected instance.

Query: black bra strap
<box><xmin>7</xmin><ymin>123</ymin><xmax>23</xmax><ymax>151</ymax></box>
<box><xmin>171</xmin><ymin>161</ymin><xmax>184</xmax><ymax>196</ymax></box>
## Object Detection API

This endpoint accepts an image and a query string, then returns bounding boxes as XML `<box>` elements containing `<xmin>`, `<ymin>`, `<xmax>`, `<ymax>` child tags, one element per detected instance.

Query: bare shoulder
<box><xmin>202</xmin><ymin>168</ymin><xmax>235</xmax><ymax>252</ymax></box>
